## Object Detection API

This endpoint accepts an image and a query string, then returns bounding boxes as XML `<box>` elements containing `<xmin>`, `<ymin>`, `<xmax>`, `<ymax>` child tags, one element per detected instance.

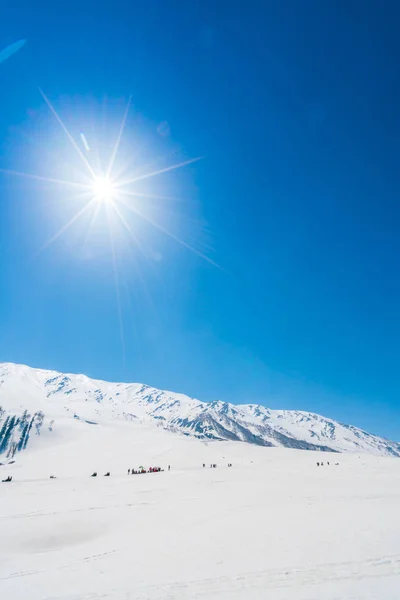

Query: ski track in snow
<box><xmin>2</xmin><ymin>554</ymin><xmax>400</xmax><ymax>598</ymax></box>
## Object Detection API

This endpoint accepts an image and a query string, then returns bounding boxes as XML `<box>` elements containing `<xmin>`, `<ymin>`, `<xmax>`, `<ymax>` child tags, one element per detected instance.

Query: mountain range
<box><xmin>0</xmin><ymin>362</ymin><xmax>399</xmax><ymax>459</ymax></box>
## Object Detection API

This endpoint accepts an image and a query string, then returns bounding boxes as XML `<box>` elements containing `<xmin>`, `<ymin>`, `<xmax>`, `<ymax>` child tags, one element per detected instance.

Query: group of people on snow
<box><xmin>3</xmin><ymin>458</ymin><xmax>348</xmax><ymax>484</ymax></box>
<box><xmin>90</xmin><ymin>466</ymin><xmax>169</xmax><ymax>477</ymax></box>
<box><xmin>127</xmin><ymin>466</ymin><xmax>165</xmax><ymax>475</ymax></box>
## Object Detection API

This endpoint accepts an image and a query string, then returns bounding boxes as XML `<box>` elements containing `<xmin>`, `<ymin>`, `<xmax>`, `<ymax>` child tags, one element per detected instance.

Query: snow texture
<box><xmin>1</xmin><ymin>423</ymin><xmax>400</xmax><ymax>599</ymax></box>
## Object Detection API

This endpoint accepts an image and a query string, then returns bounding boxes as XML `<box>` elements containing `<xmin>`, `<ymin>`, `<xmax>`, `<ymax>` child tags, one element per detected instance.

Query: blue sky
<box><xmin>0</xmin><ymin>1</ymin><xmax>399</xmax><ymax>439</ymax></box>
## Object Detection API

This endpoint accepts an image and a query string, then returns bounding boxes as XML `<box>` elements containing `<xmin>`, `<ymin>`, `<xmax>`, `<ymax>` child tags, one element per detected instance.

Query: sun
<box><xmin>0</xmin><ymin>91</ymin><xmax>218</xmax><ymax>268</ymax></box>
<box><xmin>92</xmin><ymin>175</ymin><xmax>115</xmax><ymax>203</ymax></box>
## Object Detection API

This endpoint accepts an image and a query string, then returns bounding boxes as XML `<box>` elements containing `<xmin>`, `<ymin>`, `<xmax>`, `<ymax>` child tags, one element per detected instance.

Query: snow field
<box><xmin>1</xmin><ymin>425</ymin><xmax>399</xmax><ymax>599</ymax></box>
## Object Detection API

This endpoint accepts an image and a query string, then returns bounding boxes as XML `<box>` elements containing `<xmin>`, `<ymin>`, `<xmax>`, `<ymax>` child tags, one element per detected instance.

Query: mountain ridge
<box><xmin>0</xmin><ymin>361</ymin><xmax>399</xmax><ymax>459</ymax></box>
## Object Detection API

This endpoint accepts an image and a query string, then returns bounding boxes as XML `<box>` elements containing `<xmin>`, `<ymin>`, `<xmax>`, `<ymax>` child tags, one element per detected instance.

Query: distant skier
<box><xmin>2</xmin><ymin>475</ymin><xmax>12</xmax><ymax>483</ymax></box>
<box><xmin>168</xmin><ymin>465</ymin><xmax>171</xmax><ymax>471</ymax></box>
<box><xmin>104</xmin><ymin>472</ymin><xmax>110</xmax><ymax>477</ymax></box>
<box><xmin>316</xmin><ymin>462</ymin><xmax>320</xmax><ymax>467</ymax></box>
<box><xmin>91</xmin><ymin>472</ymin><xmax>97</xmax><ymax>477</ymax></box>
<box><xmin>128</xmin><ymin>469</ymin><xmax>131</xmax><ymax>475</ymax></box>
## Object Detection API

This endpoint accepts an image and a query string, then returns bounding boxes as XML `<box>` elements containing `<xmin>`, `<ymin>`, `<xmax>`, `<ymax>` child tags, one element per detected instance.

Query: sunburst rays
<box><xmin>0</xmin><ymin>92</ymin><xmax>219</xmax><ymax>359</ymax></box>
<box><xmin>0</xmin><ymin>90</ymin><xmax>211</xmax><ymax>266</ymax></box>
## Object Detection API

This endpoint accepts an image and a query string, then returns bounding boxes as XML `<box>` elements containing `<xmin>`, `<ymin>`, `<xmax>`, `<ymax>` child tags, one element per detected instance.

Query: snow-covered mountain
<box><xmin>0</xmin><ymin>362</ymin><xmax>399</xmax><ymax>459</ymax></box>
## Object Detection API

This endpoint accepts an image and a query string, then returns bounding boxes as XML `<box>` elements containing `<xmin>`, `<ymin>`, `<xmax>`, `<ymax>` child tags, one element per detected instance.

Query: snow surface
<box><xmin>1</xmin><ymin>362</ymin><xmax>399</xmax><ymax>457</ymax></box>
<box><xmin>1</xmin><ymin>419</ymin><xmax>400</xmax><ymax>599</ymax></box>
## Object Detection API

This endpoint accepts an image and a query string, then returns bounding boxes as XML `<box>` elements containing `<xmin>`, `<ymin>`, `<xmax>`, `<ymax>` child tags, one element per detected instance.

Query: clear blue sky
<box><xmin>0</xmin><ymin>1</ymin><xmax>399</xmax><ymax>439</ymax></box>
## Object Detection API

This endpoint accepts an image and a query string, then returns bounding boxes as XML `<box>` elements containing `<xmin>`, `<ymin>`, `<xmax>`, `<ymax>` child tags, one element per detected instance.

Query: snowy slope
<box><xmin>0</xmin><ymin>361</ymin><xmax>399</xmax><ymax>460</ymax></box>
<box><xmin>1</xmin><ymin>438</ymin><xmax>400</xmax><ymax>600</ymax></box>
